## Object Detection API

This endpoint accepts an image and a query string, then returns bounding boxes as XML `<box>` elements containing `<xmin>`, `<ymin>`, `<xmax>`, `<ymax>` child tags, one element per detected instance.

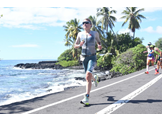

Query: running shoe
<box><xmin>155</xmin><ymin>71</ymin><xmax>159</xmax><ymax>75</ymax></box>
<box><xmin>155</xmin><ymin>68</ymin><xmax>158</xmax><ymax>73</ymax></box>
<box><xmin>80</xmin><ymin>94</ymin><xmax>89</xmax><ymax>105</ymax></box>
<box><xmin>93</xmin><ymin>75</ymin><xmax>99</xmax><ymax>87</ymax></box>
<box><xmin>145</xmin><ymin>71</ymin><xmax>149</xmax><ymax>74</ymax></box>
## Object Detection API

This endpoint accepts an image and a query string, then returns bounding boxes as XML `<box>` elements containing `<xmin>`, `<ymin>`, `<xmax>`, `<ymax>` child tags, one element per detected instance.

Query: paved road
<box><xmin>0</xmin><ymin>67</ymin><xmax>162</xmax><ymax>114</ymax></box>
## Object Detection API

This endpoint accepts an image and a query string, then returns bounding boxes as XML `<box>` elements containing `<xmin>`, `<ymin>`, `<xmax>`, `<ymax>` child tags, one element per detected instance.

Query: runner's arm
<box><xmin>150</xmin><ymin>50</ymin><xmax>155</xmax><ymax>54</ymax></box>
<box><xmin>95</xmin><ymin>32</ymin><xmax>102</xmax><ymax>50</ymax></box>
<box><xmin>155</xmin><ymin>54</ymin><xmax>158</xmax><ymax>63</ymax></box>
<box><xmin>95</xmin><ymin>32</ymin><xmax>100</xmax><ymax>45</ymax></box>
<box><xmin>74</xmin><ymin>33</ymin><xmax>81</xmax><ymax>49</ymax></box>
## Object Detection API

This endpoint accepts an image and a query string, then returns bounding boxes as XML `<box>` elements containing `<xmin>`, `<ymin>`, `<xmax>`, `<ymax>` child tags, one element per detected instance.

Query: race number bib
<box><xmin>80</xmin><ymin>55</ymin><xmax>85</xmax><ymax>61</ymax></box>
<box><xmin>148</xmin><ymin>57</ymin><xmax>152</xmax><ymax>60</ymax></box>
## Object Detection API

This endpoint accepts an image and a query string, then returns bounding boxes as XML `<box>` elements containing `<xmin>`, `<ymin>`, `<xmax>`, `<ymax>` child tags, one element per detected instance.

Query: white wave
<box><xmin>38</xmin><ymin>73</ymin><xmax>57</xmax><ymax>75</ymax></box>
<box><xmin>13</xmin><ymin>67</ymin><xmax>23</xmax><ymax>70</ymax></box>
<box><xmin>13</xmin><ymin>67</ymin><xmax>54</xmax><ymax>70</ymax></box>
<box><xmin>0</xmin><ymin>78</ymin><xmax>86</xmax><ymax>107</ymax></box>
<box><xmin>19</xmin><ymin>76</ymin><xmax>27</xmax><ymax>79</ymax></box>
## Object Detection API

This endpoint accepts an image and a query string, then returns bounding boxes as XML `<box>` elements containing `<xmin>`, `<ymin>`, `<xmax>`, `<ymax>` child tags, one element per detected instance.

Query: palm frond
<box><xmin>134</xmin><ymin>8</ymin><xmax>145</xmax><ymax>15</ymax></box>
<box><xmin>122</xmin><ymin>16</ymin><xmax>129</xmax><ymax>27</ymax></box>
<box><xmin>110</xmin><ymin>10</ymin><xmax>117</xmax><ymax>14</ymax></box>
<box><xmin>126</xmin><ymin>7</ymin><xmax>131</xmax><ymax>12</ymax></box>
<box><xmin>131</xmin><ymin>7</ymin><xmax>137</xmax><ymax>12</ymax></box>
<box><xmin>137</xmin><ymin>14</ymin><xmax>146</xmax><ymax>19</ymax></box>
<box><xmin>122</xmin><ymin>10</ymin><xmax>130</xmax><ymax>14</ymax></box>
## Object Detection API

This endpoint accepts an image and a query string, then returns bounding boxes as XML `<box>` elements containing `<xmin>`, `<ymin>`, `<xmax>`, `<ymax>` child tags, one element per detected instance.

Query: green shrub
<box><xmin>110</xmin><ymin>44</ymin><xmax>147</xmax><ymax>75</ymax></box>
<box><xmin>56</xmin><ymin>60</ymin><xmax>79</xmax><ymax>67</ymax></box>
<box><xmin>57</xmin><ymin>49</ymin><xmax>74</xmax><ymax>62</ymax></box>
<box><xmin>97</xmin><ymin>54</ymin><xmax>112</xmax><ymax>67</ymax></box>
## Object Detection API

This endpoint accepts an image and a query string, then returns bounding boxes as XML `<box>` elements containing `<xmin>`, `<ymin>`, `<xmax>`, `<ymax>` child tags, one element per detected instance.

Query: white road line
<box><xmin>22</xmin><ymin>68</ymin><xmax>154</xmax><ymax>114</ymax></box>
<box><xmin>96</xmin><ymin>73</ymin><xmax>162</xmax><ymax>114</ymax></box>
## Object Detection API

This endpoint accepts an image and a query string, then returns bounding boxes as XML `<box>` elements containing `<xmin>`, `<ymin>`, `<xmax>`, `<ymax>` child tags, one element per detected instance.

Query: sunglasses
<box><xmin>82</xmin><ymin>21</ymin><xmax>90</xmax><ymax>25</ymax></box>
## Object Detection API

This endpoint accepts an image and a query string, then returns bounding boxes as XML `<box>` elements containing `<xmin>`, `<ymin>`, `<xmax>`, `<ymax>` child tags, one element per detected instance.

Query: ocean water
<box><xmin>0</xmin><ymin>60</ymin><xmax>86</xmax><ymax>106</ymax></box>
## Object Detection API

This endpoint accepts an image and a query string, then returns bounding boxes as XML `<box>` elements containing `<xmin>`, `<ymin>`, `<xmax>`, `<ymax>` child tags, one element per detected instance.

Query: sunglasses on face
<box><xmin>82</xmin><ymin>21</ymin><xmax>90</xmax><ymax>25</ymax></box>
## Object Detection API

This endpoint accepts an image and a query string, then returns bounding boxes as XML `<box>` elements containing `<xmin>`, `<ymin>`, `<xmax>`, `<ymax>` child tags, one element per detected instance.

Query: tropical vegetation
<box><xmin>155</xmin><ymin>37</ymin><xmax>162</xmax><ymax>50</ymax></box>
<box><xmin>56</xmin><ymin>60</ymin><xmax>79</xmax><ymax>67</ymax></box>
<box><xmin>58</xmin><ymin>7</ymin><xmax>149</xmax><ymax>74</ymax></box>
<box><xmin>111</xmin><ymin>44</ymin><xmax>147</xmax><ymax>75</ymax></box>
<box><xmin>63</xmin><ymin>18</ymin><xmax>82</xmax><ymax>60</ymax></box>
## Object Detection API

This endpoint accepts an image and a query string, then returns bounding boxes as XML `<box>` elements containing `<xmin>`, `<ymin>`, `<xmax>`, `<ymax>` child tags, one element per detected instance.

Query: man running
<box><xmin>74</xmin><ymin>18</ymin><xmax>102</xmax><ymax>105</ymax></box>
<box><xmin>154</xmin><ymin>47</ymin><xmax>162</xmax><ymax>74</ymax></box>
<box><xmin>144</xmin><ymin>45</ymin><xmax>157</xmax><ymax>74</ymax></box>
<box><xmin>143</xmin><ymin>42</ymin><xmax>152</xmax><ymax>54</ymax></box>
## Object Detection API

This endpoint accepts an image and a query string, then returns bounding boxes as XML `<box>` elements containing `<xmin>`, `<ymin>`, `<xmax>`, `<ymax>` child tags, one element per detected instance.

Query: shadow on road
<box><xmin>86</xmin><ymin>96</ymin><xmax>162</xmax><ymax>107</ymax></box>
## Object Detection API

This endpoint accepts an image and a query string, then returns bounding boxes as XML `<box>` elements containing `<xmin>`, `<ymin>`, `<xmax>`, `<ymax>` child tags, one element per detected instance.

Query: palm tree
<box><xmin>88</xmin><ymin>15</ymin><xmax>104</xmax><ymax>37</ymax></box>
<box><xmin>63</xmin><ymin>19</ymin><xmax>82</xmax><ymax>46</ymax></box>
<box><xmin>96</xmin><ymin>7</ymin><xmax>117</xmax><ymax>33</ymax></box>
<box><xmin>96</xmin><ymin>7</ymin><xmax>118</xmax><ymax>44</ymax></box>
<box><xmin>121</xmin><ymin>7</ymin><xmax>146</xmax><ymax>40</ymax></box>
<box><xmin>63</xmin><ymin>18</ymin><xmax>83</xmax><ymax>59</ymax></box>
<box><xmin>103</xmin><ymin>32</ymin><xmax>119</xmax><ymax>57</ymax></box>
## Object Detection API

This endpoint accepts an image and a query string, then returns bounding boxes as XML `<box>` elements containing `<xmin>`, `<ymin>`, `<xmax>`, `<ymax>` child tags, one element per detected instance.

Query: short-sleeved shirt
<box><xmin>75</xmin><ymin>31</ymin><xmax>100</xmax><ymax>56</ymax></box>
<box><xmin>147</xmin><ymin>47</ymin><xmax>151</xmax><ymax>54</ymax></box>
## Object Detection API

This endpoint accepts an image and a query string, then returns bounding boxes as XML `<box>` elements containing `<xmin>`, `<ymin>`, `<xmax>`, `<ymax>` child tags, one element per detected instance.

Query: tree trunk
<box><xmin>133</xmin><ymin>32</ymin><xmax>135</xmax><ymax>41</ymax></box>
<box><xmin>110</xmin><ymin>27</ymin><xmax>118</xmax><ymax>44</ymax></box>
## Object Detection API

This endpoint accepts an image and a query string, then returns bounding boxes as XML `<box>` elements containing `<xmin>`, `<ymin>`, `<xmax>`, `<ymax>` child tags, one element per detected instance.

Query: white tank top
<box><xmin>75</xmin><ymin>31</ymin><xmax>100</xmax><ymax>56</ymax></box>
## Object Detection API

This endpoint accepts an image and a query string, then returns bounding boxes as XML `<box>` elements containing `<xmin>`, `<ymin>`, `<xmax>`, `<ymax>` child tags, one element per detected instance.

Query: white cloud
<box><xmin>118</xmin><ymin>28</ymin><xmax>133</xmax><ymax>36</ymax></box>
<box><xmin>142</xmin><ymin>26</ymin><xmax>154</xmax><ymax>33</ymax></box>
<box><xmin>0</xmin><ymin>7</ymin><xmax>162</xmax><ymax>30</ymax></box>
<box><xmin>0</xmin><ymin>7</ymin><xmax>98</xmax><ymax>29</ymax></box>
<box><xmin>11</xmin><ymin>44</ymin><xmax>39</xmax><ymax>48</ymax></box>
<box><xmin>142</xmin><ymin>26</ymin><xmax>162</xmax><ymax>34</ymax></box>
<box><xmin>156</xmin><ymin>26</ymin><xmax>162</xmax><ymax>34</ymax></box>
<box><xmin>143</xmin><ymin>7</ymin><xmax>162</xmax><ymax>13</ymax></box>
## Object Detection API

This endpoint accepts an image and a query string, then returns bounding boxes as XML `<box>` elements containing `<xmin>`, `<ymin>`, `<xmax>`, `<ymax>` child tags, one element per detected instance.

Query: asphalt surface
<box><xmin>0</xmin><ymin>67</ymin><xmax>162</xmax><ymax>114</ymax></box>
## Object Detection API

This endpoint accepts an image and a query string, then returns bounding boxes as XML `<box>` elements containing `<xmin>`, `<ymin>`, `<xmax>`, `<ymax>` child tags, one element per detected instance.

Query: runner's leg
<box><xmin>80</xmin><ymin>57</ymin><xmax>90</xmax><ymax>105</ymax></box>
<box><xmin>146</xmin><ymin>57</ymin><xmax>150</xmax><ymax>72</ymax></box>
<box><xmin>86</xmin><ymin>56</ymin><xmax>96</xmax><ymax>94</ymax></box>
<box><xmin>157</xmin><ymin>57</ymin><xmax>160</xmax><ymax>72</ymax></box>
<box><xmin>152</xmin><ymin>57</ymin><xmax>156</xmax><ymax>69</ymax></box>
<box><xmin>146</xmin><ymin>59</ymin><xmax>150</xmax><ymax>72</ymax></box>
<box><xmin>85</xmin><ymin>71</ymin><xmax>92</xmax><ymax>95</ymax></box>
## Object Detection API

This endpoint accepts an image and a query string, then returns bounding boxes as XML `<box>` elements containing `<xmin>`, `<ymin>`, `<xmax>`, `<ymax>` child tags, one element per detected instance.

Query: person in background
<box><xmin>144</xmin><ymin>45</ymin><xmax>157</xmax><ymax>74</ymax></box>
<box><xmin>154</xmin><ymin>47</ymin><xmax>162</xmax><ymax>74</ymax></box>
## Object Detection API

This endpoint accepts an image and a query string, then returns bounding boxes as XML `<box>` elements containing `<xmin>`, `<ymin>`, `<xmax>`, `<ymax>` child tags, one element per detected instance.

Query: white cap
<box><xmin>148</xmin><ymin>42</ymin><xmax>152</xmax><ymax>45</ymax></box>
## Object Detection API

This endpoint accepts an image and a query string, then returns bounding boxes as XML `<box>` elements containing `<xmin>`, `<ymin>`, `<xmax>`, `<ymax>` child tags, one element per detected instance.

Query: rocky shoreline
<box><xmin>14</xmin><ymin>61</ymin><xmax>123</xmax><ymax>81</ymax></box>
<box><xmin>14</xmin><ymin>61</ymin><xmax>62</xmax><ymax>69</ymax></box>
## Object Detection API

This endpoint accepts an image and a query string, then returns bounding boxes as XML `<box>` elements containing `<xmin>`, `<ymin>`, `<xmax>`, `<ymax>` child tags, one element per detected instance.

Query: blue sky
<box><xmin>0</xmin><ymin>1</ymin><xmax>162</xmax><ymax>60</ymax></box>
